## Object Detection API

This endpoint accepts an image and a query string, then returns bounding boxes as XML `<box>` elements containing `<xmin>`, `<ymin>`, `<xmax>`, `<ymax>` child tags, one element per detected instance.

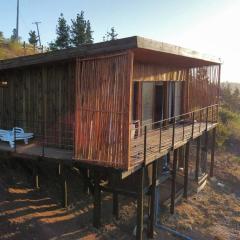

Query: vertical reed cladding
<box><xmin>75</xmin><ymin>51</ymin><xmax>133</xmax><ymax>169</ymax></box>
<box><xmin>187</xmin><ymin>65</ymin><xmax>220</xmax><ymax>111</ymax></box>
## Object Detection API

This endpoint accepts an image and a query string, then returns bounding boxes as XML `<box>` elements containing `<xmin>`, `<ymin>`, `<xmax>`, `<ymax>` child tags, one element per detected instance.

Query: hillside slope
<box><xmin>0</xmin><ymin>41</ymin><xmax>37</xmax><ymax>60</ymax></box>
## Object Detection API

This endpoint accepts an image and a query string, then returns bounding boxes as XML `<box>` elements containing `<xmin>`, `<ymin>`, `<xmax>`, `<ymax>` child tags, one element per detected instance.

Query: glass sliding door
<box><xmin>142</xmin><ymin>82</ymin><xmax>154</xmax><ymax>126</ymax></box>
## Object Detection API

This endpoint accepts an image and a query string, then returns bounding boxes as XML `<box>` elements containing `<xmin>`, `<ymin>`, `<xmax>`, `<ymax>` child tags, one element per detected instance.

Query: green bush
<box><xmin>216</xmin><ymin>107</ymin><xmax>240</xmax><ymax>148</ymax></box>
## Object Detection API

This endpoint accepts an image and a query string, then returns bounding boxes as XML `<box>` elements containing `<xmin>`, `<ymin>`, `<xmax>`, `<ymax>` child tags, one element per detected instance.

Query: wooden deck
<box><xmin>0</xmin><ymin>141</ymin><xmax>73</xmax><ymax>161</ymax></box>
<box><xmin>130</xmin><ymin>121</ymin><xmax>217</xmax><ymax>168</ymax></box>
<box><xmin>0</xmin><ymin>121</ymin><xmax>217</xmax><ymax>173</ymax></box>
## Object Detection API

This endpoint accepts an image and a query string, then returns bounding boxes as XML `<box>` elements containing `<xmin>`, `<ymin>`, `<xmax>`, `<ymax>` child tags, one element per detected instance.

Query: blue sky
<box><xmin>0</xmin><ymin>0</ymin><xmax>239</xmax><ymax>82</ymax></box>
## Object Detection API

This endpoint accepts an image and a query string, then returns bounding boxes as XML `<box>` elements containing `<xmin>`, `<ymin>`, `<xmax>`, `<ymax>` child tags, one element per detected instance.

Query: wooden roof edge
<box><xmin>136</xmin><ymin>36</ymin><xmax>222</xmax><ymax>65</ymax></box>
<box><xmin>0</xmin><ymin>36</ymin><xmax>138</xmax><ymax>70</ymax></box>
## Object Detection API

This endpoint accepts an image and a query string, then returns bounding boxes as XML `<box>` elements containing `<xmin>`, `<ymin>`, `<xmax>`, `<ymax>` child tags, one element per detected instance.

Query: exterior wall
<box><xmin>75</xmin><ymin>51</ymin><xmax>133</xmax><ymax>169</ymax></box>
<box><xmin>0</xmin><ymin>61</ymin><xmax>75</xmax><ymax>148</ymax></box>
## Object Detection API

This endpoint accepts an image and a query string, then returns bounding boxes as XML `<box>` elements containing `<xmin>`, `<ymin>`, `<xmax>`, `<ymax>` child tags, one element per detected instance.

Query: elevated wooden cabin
<box><xmin>0</xmin><ymin>36</ymin><xmax>221</xmax><ymax>172</ymax></box>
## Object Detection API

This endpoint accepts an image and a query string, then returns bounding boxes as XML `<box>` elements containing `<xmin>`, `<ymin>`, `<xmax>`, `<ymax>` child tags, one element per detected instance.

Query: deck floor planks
<box><xmin>130</xmin><ymin>122</ymin><xmax>217</xmax><ymax>167</ymax></box>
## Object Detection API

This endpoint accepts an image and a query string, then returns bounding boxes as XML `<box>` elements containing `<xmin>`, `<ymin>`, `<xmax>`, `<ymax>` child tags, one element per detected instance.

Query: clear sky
<box><xmin>0</xmin><ymin>0</ymin><xmax>239</xmax><ymax>82</ymax></box>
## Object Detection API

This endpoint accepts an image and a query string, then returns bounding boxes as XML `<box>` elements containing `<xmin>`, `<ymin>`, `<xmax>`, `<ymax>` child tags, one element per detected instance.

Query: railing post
<box><xmin>172</xmin><ymin>117</ymin><xmax>176</xmax><ymax>149</ymax></box>
<box><xmin>144</xmin><ymin>125</ymin><xmax>147</xmax><ymax>165</ymax></box>
<box><xmin>42</xmin><ymin>120</ymin><xmax>45</xmax><ymax>157</ymax></box>
<box><xmin>192</xmin><ymin>112</ymin><xmax>195</xmax><ymax>138</ymax></box>
<box><xmin>206</xmin><ymin>107</ymin><xmax>209</xmax><ymax>131</ymax></box>
<box><xmin>182</xmin><ymin>120</ymin><xmax>185</xmax><ymax>140</ymax></box>
<box><xmin>159</xmin><ymin>123</ymin><xmax>162</xmax><ymax>152</ymax></box>
<box><xmin>14</xmin><ymin>126</ymin><xmax>16</xmax><ymax>152</ymax></box>
<box><xmin>212</xmin><ymin>105</ymin><xmax>214</xmax><ymax>123</ymax></box>
<box><xmin>199</xmin><ymin>110</ymin><xmax>201</xmax><ymax>132</ymax></box>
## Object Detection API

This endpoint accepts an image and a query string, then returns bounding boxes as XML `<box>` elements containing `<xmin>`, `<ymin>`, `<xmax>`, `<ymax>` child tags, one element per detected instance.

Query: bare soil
<box><xmin>0</xmin><ymin>150</ymin><xmax>239</xmax><ymax>240</ymax></box>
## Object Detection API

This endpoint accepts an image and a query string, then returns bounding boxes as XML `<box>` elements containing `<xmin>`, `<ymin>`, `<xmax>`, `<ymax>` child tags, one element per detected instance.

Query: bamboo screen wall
<box><xmin>75</xmin><ymin>51</ymin><xmax>133</xmax><ymax>169</ymax></box>
<box><xmin>185</xmin><ymin>65</ymin><xmax>220</xmax><ymax>111</ymax></box>
<box><xmin>133</xmin><ymin>62</ymin><xmax>188</xmax><ymax>81</ymax></box>
<box><xmin>0</xmin><ymin>62</ymin><xmax>75</xmax><ymax>148</ymax></box>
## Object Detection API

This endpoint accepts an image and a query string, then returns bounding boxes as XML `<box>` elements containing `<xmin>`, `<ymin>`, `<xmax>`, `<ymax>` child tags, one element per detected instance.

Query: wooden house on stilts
<box><xmin>0</xmin><ymin>36</ymin><xmax>221</xmax><ymax>239</ymax></box>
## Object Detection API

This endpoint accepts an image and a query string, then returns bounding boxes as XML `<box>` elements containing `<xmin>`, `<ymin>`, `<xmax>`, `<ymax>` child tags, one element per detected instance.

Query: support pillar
<box><xmin>113</xmin><ymin>192</ymin><xmax>119</xmax><ymax>219</ymax></box>
<box><xmin>195</xmin><ymin>137</ymin><xmax>201</xmax><ymax>181</ymax></box>
<box><xmin>170</xmin><ymin>149</ymin><xmax>178</xmax><ymax>214</ymax></box>
<box><xmin>148</xmin><ymin>160</ymin><xmax>157</xmax><ymax>238</ymax></box>
<box><xmin>178</xmin><ymin>146</ymin><xmax>184</xmax><ymax>169</ymax></box>
<box><xmin>203</xmin><ymin>131</ymin><xmax>209</xmax><ymax>172</ymax></box>
<box><xmin>34</xmin><ymin>163</ymin><xmax>39</xmax><ymax>190</ymax></box>
<box><xmin>210</xmin><ymin>128</ymin><xmax>216</xmax><ymax>177</ymax></box>
<box><xmin>112</xmin><ymin>174</ymin><xmax>119</xmax><ymax>220</ymax></box>
<box><xmin>136</xmin><ymin>167</ymin><xmax>145</xmax><ymax>240</ymax></box>
<box><xmin>83</xmin><ymin>168</ymin><xmax>90</xmax><ymax>194</ymax></box>
<box><xmin>58</xmin><ymin>162</ymin><xmax>62</xmax><ymax>176</ymax></box>
<box><xmin>61</xmin><ymin>166</ymin><xmax>68</xmax><ymax>208</ymax></box>
<box><xmin>184</xmin><ymin>142</ymin><xmax>190</xmax><ymax>199</ymax></box>
<box><xmin>93</xmin><ymin>171</ymin><xmax>101</xmax><ymax>228</ymax></box>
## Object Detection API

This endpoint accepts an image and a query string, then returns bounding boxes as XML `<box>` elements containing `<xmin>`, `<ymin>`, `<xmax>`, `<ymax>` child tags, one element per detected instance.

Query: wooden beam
<box><xmin>210</xmin><ymin>128</ymin><xmax>216</xmax><ymax>177</ymax></box>
<box><xmin>170</xmin><ymin>149</ymin><xmax>178</xmax><ymax>214</ymax></box>
<box><xmin>136</xmin><ymin>167</ymin><xmax>145</xmax><ymax>240</ymax></box>
<box><xmin>148</xmin><ymin>160</ymin><xmax>157</xmax><ymax>238</ymax></box>
<box><xmin>100</xmin><ymin>185</ymin><xmax>137</xmax><ymax>198</ymax></box>
<box><xmin>195</xmin><ymin>137</ymin><xmax>201</xmax><ymax>181</ymax></box>
<box><xmin>93</xmin><ymin>171</ymin><xmax>101</xmax><ymax>228</ymax></box>
<box><xmin>184</xmin><ymin>142</ymin><xmax>190</xmax><ymax>199</ymax></box>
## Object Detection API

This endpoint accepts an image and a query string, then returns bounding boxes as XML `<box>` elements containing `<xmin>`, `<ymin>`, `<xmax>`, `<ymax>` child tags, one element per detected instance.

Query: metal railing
<box><xmin>0</xmin><ymin>104</ymin><xmax>219</xmax><ymax>168</ymax></box>
<box><xmin>130</xmin><ymin>104</ymin><xmax>219</xmax><ymax>167</ymax></box>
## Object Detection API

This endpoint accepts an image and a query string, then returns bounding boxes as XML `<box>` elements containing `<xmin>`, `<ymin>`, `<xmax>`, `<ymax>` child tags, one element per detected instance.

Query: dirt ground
<box><xmin>0</xmin><ymin>150</ymin><xmax>239</xmax><ymax>240</ymax></box>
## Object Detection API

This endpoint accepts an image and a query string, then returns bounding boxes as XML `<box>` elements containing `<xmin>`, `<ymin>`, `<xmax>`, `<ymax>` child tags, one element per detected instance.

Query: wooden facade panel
<box><xmin>75</xmin><ymin>51</ymin><xmax>133</xmax><ymax>169</ymax></box>
<box><xmin>0</xmin><ymin>61</ymin><xmax>75</xmax><ymax>148</ymax></box>
<box><xmin>133</xmin><ymin>62</ymin><xmax>188</xmax><ymax>81</ymax></box>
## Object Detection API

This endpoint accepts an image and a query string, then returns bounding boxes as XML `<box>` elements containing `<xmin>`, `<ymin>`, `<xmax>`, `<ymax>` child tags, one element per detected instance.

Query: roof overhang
<box><xmin>0</xmin><ymin>36</ymin><xmax>222</xmax><ymax>71</ymax></box>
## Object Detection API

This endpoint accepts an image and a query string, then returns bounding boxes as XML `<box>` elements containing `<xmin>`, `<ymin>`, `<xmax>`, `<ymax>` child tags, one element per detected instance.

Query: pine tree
<box><xmin>28</xmin><ymin>30</ymin><xmax>38</xmax><ymax>47</ymax></box>
<box><xmin>85</xmin><ymin>20</ymin><xmax>93</xmax><ymax>44</ymax></box>
<box><xmin>70</xmin><ymin>11</ymin><xmax>86</xmax><ymax>46</ymax></box>
<box><xmin>0</xmin><ymin>31</ymin><xmax>4</xmax><ymax>43</ymax></box>
<box><xmin>11</xmin><ymin>28</ymin><xmax>19</xmax><ymax>41</ymax></box>
<box><xmin>107</xmin><ymin>27</ymin><xmax>118</xmax><ymax>41</ymax></box>
<box><xmin>48</xmin><ymin>42</ymin><xmax>58</xmax><ymax>51</ymax></box>
<box><xmin>51</xmin><ymin>13</ymin><xmax>70</xmax><ymax>50</ymax></box>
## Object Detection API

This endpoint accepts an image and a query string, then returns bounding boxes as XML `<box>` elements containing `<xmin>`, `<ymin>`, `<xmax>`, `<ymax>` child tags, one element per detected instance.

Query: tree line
<box><xmin>216</xmin><ymin>83</ymin><xmax>240</xmax><ymax>147</ymax></box>
<box><xmin>27</xmin><ymin>11</ymin><xmax>118</xmax><ymax>51</ymax></box>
